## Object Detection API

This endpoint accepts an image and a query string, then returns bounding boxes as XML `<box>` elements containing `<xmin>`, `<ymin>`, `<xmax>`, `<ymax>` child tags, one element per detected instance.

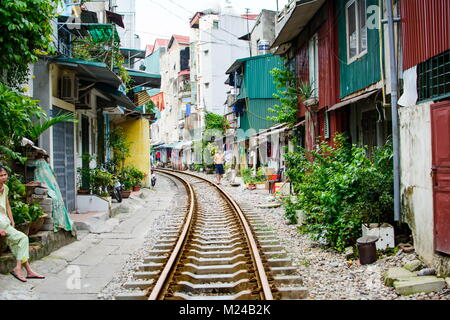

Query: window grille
<box><xmin>418</xmin><ymin>50</ymin><xmax>450</xmax><ymax>102</ymax></box>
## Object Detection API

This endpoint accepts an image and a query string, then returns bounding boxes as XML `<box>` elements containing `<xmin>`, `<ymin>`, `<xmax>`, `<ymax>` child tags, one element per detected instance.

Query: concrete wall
<box><xmin>118</xmin><ymin>119</ymin><xmax>151</xmax><ymax>184</ymax></box>
<box><xmin>250</xmin><ymin>10</ymin><xmax>277</xmax><ymax>56</ymax></box>
<box><xmin>399</xmin><ymin>102</ymin><xmax>450</xmax><ymax>274</ymax></box>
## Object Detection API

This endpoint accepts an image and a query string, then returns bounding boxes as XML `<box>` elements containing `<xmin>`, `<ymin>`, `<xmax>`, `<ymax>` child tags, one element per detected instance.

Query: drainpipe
<box><xmin>386</xmin><ymin>0</ymin><xmax>401</xmax><ymax>222</ymax></box>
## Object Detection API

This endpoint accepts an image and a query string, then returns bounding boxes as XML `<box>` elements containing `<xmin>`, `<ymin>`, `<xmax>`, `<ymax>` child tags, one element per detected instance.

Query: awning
<box><xmin>52</xmin><ymin>57</ymin><xmax>123</xmax><ymax>88</ymax></box>
<box><xmin>86</xmin><ymin>24</ymin><xmax>120</xmax><ymax>43</ymax></box>
<box><xmin>327</xmin><ymin>90</ymin><xmax>380</xmax><ymax>112</ymax></box>
<box><xmin>93</xmin><ymin>83</ymin><xmax>136</xmax><ymax>109</ymax></box>
<box><xmin>271</xmin><ymin>0</ymin><xmax>326</xmax><ymax>49</ymax></box>
<box><xmin>225</xmin><ymin>53</ymin><xmax>273</xmax><ymax>74</ymax></box>
<box><xmin>120</xmin><ymin>48</ymin><xmax>146</xmax><ymax>60</ymax></box>
<box><xmin>126</xmin><ymin>69</ymin><xmax>161</xmax><ymax>89</ymax></box>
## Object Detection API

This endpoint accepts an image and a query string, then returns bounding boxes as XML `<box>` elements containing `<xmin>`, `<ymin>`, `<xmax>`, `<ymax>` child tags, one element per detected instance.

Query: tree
<box><xmin>0</xmin><ymin>0</ymin><xmax>59</xmax><ymax>87</ymax></box>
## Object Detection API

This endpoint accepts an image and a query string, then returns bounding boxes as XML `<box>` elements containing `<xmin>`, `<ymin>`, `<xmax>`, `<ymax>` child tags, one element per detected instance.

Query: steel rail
<box><xmin>147</xmin><ymin>170</ymin><xmax>195</xmax><ymax>300</ymax></box>
<box><xmin>155</xmin><ymin>169</ymin><xmax>274</xmax><ymax>300</ymax></box>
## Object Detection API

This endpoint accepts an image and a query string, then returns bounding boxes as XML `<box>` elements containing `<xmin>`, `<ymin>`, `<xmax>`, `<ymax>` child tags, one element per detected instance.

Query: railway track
<box><xmin>116</xmin><ymin>169</ymin><xmax>307</xmax><ymax>300</ymax></box>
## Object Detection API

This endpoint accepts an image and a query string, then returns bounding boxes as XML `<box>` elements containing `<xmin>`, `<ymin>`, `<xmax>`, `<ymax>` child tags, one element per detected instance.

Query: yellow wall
<box><xmin>118</xmin><ymin>119</ymin><xmax>151</xmax><ymax>185</ymax></box>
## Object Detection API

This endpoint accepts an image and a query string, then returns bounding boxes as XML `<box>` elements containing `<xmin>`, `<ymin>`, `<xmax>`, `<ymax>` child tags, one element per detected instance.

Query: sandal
<box><xmin>10</xmin><ymin>271</ymin><xmax>27</xmax><ymax>283</ymax></box>
<box><xmin>26</xmin><ymin>275</ymin><xmax>45</xmax><ymax>279</ymax></box>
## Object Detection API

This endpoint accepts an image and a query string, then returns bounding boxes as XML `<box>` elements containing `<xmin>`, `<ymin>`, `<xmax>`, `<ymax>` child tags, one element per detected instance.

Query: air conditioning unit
<box><xmin>60</xmin><ymin>73</ymin><xmax>78</xmax><ymax>102</ymax></box>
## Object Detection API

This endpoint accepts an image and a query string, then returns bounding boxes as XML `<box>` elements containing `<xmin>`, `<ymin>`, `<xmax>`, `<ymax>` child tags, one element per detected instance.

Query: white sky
<box><xmin>135</xmin><ymin>0</ymin><xmax>289</xmax><ymax>49</ymax></box>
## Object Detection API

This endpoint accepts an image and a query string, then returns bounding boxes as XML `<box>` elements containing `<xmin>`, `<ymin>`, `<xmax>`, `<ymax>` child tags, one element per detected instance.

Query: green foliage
<box><xmin>72</xmin><ymin>34</ymin><xmax>131</xmax><ymax>88</ymax></box>
<box><xmin>240</xmin><ymin>167</ymin><xmax>266</xmax><ymax>184</ymax></box>
<box><xmin>0</xmin><ymin>0</ymin><xmax>59</xmax><ymax>87</ymax></box>
<box><xmin>108</xmin><ymin>127</ymin><xmax>132</xmax><ymax>172</ymax></box>
<box><xmin>27</xmin><ymin>112</ymin><xmax>77</xmax><ymax>143</ymax></box>
<box><xmin>6</xmin><ymin>174</ymin><xmax>26</xmax><ymax>201</ymax></box>
<box><xmin>90</xmin><ymin>168</ymin><xmax>114</xmax><ymax>196</ymax></box>
<box><xmin>10</xmin><ymin>201</ymin><xmax>31</xmax><ymax>225</ymax></box>
<box><xmin>120</xmin><ymin>166</ymin><xmax>144</xmax><ymax>190</ymax></box>
<box><xmin>205</xmin><ymin>112</ymin><xmax>229</xmax><ymax>134</ymax></box>
<box><xmin>0</xmin><ymin>84</ymin><xmax>44</xmax><ymax>163</ymax></box>
<box><xmin>29</xmin><ymin>203</ymin><xmax>44</xmax><ymax>222</ymax></box>
<box><xmin>284</xmin><ymin>134</ymin><xmax>394</xmax><ymax>252</ymax></box>
<box><xmin>298</xmin><ymin>81</ymin><xmax>316</xmax><ymax>100</ymax></box>
<box><xmin>267</xmin><ymin>66</ymin><xmax>299</xmax><ymax>124</ymax></box>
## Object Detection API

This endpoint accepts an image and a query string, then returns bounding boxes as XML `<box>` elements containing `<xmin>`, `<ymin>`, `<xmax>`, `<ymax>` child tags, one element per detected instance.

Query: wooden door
<box><xmin>431</xmin><ymin>100</ymin><xmax>450</xmax><ymax>255</ymax></box>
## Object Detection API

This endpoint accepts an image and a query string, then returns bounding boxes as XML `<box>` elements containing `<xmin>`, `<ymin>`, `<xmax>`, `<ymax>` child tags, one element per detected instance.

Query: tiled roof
<box><xmin>145</xmin><ymin>45</ymin><xmax>154</xmax><ymax>56</ymax></box>
<box><xmin>172</xmin><ymin>35</ymin><xmax>190</xmax><ymax>44</ymax></box>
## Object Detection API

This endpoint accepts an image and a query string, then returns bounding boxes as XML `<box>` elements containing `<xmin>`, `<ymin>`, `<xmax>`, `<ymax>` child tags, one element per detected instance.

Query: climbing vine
<box><xmin>267</xmin><ymin>66</ymin><xmax>299</xmax><ymax>125</ymax></box>
<box><xmin>0</xmin><ymin>0</ymin><xmax>60</xmax><ymax>87</ymax></box>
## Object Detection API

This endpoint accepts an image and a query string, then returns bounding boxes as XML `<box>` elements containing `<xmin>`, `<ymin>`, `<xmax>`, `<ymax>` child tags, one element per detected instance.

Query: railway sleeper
<box><xmin>183</xmin><ymin>254</ymin><xmax>246</xmax><ymax>265</ymax></box>
<box><xmin>258</xmin><ymin>240</ymin><xmax>281</xmax><ymax>246</ymax></box>
<box><xmin>261</xmin><ymin>245</ymin><xmax>284</xmax><ymax>252</ymax></box>
<box><xmin>170</xmin><ymin>290</ymin><xmax>254</xmax><ymax>300</ymax></box>
<box><xmin>274</xmin><ymin>286</ymin><xmax>309</xmax><ymax>300</ymax></box>
<box><xmin>189</xmin><ymin>243</ymin><xmax>244</xmax><ymax>251</ymax></box>
<box><xmin>263</xmin><ymin>251</ymin><xmax>288</xmax><ymax>259</ymax></box>
<box><xmin>138</xmin><ymin>263</ymin><xmax>164</xmax><ymax>271</ymax></box>
<box><xmin>123</xmin><ymin>280</ymin><xmax>154</xmax><ymax>290</ymax></box>
<box><xmin>270</xmin><ymin>266</ymin><xmax>297</xmax><ymax>275</ymax></box>
<box><xmin>187</xmin><ymin>248</ymin><xmax>246</xmax><ymax>258</ymax></box>
<box><xmin>172</xmin><ymin>278</ymin><xmax>250</xmax><ymax>294</ymax></box>
<box><xmin>154</xmin><ymin>244</ymin><xmax>175</xmax><ymax>250</ymax></box>
<box><xmin>190</xmin><ymin>238</ymin><xmax>244</xmax><ymax>246</ymax></box>
<box><xmin>180</xmin><ymin>261</ymin><xmax>248</xmax><ymax>274</ymax></box>
<box><xmin>115</xmin><ymin>292</ymin><xmax>147</xmax><ymax>300</ymax></box>
<box><xmin>177</xmin><ymin>270</ymin><xmax>250</xmax><ymax>284</ymax></box>
<box><xmin>143</xmin><ymin>256</ymin><xmax>170</xmax><ymax>263</ymax></box>
<box><xmin>133</xmin><ymin>271</ymin><xmax>160</xmax><ymax>280</ymax></box>
<box><xmin>272</xmin><ymin>275</ymin><xmax>304</xmax><ymax>286</ymax></box>
<box><xmin>148</xmin><ymin>249</ymin><xmax>171</xmax><ymax>256</ymax></box>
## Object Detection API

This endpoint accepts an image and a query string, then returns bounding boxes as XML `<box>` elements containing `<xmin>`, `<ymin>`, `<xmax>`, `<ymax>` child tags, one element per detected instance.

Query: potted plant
<box><xmin>11</xmin><ymin>201</ymin><xmax>32</xmax><ymax>236</ymax></box>
<box><xmin>28</xmin><ymin>203</ymin><xmax>46</xmax><ymax>235</ymax></box>
<box><xmin>299</xmin><ymin>81</ymin><xmax>318</xmax><ymax>111</ymax></box>
<box><xmin>90</xmin><ymin>168</ymin><xmax>114</xmax><ymax>199</ymax></box>
<box><xmin>77</xmin><ymin>153</ymin><xmax>93</xmax><ymax>195</ymax></box>
<box><xmin>119</xmin><ymin>166</ymin><xmax>134</xmax><ymax>198</ymax></box>
<box><xmin>127</xmin><ymin>167</ymin><xmax>145</xmax><ymax>191</ymax></box>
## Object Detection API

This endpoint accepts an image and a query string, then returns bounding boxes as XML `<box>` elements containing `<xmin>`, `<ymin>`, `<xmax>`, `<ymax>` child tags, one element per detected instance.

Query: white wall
<box><xmin>197</xmin><ymin>14</ymin><xmax>254</xmax><ymax>115</ymax></box>
<box><xmin>399</xmin><ymin>102</ymin><xmax>435</xmax><ymax>262</ymax></box>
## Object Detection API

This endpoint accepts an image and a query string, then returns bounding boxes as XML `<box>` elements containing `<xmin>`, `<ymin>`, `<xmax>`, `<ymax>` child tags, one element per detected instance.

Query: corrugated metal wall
<box><xmin>244</xmin><ymin>55</ymin><xmax>284</xmax><ymax>99</ymax></box>
<box><xmin>240</xmin><ymin>98</ymin><xmax>278</xmax><ymax>133</ymax></box>
<box><xmin>296</xmin><ymin>45</ymin><xmax>309</xmax><ymax>118</ymax></box>
<box><xmin>319</xmin><ymin>0</ymin><xmax>340</xmax><ymax>109</ymax></box>
<box><xmin>337</xmin><ymin>0</ymin><xmax>381</xmax><ymax>98</ymax></box>
<box><xmin>401</xmin><ymin>0</ymin><xmax>450</xmax><ymax>71</ymax></box>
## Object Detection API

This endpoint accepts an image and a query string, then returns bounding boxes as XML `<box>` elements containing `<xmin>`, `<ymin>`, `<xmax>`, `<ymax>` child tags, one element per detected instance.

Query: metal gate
<box><xmin>431</xmin><ymin>101</ymin><xmax>450</xmax><ymax>255</ymax></box>
<box><xmin>52</xmin><ymin>107</ymin><xmax>76</xmax><ymax>212</ymax></box>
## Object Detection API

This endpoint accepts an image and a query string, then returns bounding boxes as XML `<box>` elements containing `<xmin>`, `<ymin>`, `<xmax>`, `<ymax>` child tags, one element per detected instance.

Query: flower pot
<box><xmin>16</xmin><ymin>222</ymin><xmax>30</xmax><ymax>236</ymax></box>
<box><xmin>121</xmin><ymin>190</ymin><xmax>132</xmax><ymax>199</ymax></box>
<box><xmin>77</xmin><ymin>190</ymin><xmax>90</xmax><ymax>195</ymax></box>
<box><xmin>29</xmin><ymin>214</ymin><xmax>48</xmax><ymax>235</ymax></box>
<box><xmin>247</xmin><ymin>183</ymin><xmax>256</xmax><ymax>190</ymax></box>
<box><xmin>133</xmin><ymin>186</ymin><xmax>141</xmax><ymax>192</ymax></box>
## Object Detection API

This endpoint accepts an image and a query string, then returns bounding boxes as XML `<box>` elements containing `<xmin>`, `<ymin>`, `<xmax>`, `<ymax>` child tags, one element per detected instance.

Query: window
<box><xmin>308</xmin><ymin>34</ymin><xmax>319</xmax><ymax>97</ymax></box>
<box><xmin>346</xmin><ymin>0</ymin><xmax>367</xmax><ymax>63</ymax></box>
<box><xmin>213</xmin><ymin>21</ymin><xmax>219</xmax><ymax>29</ymax></box>
<box><xmin>418</xmin><ymin>50</ymin><xmax>450</xmax><ymax>102</ymax></box>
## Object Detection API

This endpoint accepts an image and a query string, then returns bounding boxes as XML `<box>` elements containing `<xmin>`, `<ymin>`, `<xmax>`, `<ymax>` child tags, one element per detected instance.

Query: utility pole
<box><xmin>276</xmin><ymin>0</ymin><xmax>279</xmax><ymax>12</ymax></box>
<box><xmin>245</xmin><ymin>8</ymin><xmax>252</xmax><ymax>57</ymax></box>
<box><xmin>386</xmin><ymin>0</ymin><xmax>401</xmax><ymax>222</ymax></box>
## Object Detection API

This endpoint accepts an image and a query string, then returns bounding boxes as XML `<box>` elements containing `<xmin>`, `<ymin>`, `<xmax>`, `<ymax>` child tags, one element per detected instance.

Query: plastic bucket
<box><xmin>357</xmin><ymin>236</ymin><xmax>379</xmax><ymax>265</ymax></box>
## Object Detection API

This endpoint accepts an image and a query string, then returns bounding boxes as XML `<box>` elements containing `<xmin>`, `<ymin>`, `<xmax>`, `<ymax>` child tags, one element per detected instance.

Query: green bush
<box><xmin>120</xmin><ymin>166</ymin><xmax>145</xmax><ymax>190</ymax></box>
<box><xmin>284</xmin><ymin>134</ymin><xmax>394</xmax><ymax>252</ymax></box>
<box><xmin>90</xmin><ymin>168</ymin><xmax>114</xmax><ymax>197</ymax></box>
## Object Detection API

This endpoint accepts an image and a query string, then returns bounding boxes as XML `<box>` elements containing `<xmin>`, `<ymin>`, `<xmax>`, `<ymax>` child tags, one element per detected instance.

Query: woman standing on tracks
<box><xmin>213</xmin><ymin>150</ymin><xmax>225</xmax><ymax>185</ymax></box>
<box><xmin>0</xmin><ymin>165</ymin><xmax>45</xmax><ymax>282</ymax></box>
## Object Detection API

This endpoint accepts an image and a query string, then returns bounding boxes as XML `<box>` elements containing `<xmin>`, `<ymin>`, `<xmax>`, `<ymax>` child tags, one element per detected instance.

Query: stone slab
<box><xmin>446</xmin><ymin>278</ymin><xmax>450</xmax><ymax>289</ymax></box>
<box><xmin>255</xmin><ymin>203</ymin><xmax>282</xmax><ymax>209</ymax></box>
<box><xmin>393</xmin><ymin>276</ymin><xmax>446</xmax><ymax>296</ymax></box>
<box><xmin>384</xmin><ymin>267</ymin><xmax>416</xmax><ymax>287</ymax></box>
<box><xmin>403</xmin><ymin>260</ymin><xmax>423</xmax><ymax>272</ymax></box>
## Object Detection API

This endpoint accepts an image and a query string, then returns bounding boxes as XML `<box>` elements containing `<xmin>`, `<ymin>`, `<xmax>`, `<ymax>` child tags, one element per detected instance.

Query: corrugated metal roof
<box><xmin>401</xmin><ymin>0</ymin><xmax>450</xmax><ymax>70</ymax></box>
